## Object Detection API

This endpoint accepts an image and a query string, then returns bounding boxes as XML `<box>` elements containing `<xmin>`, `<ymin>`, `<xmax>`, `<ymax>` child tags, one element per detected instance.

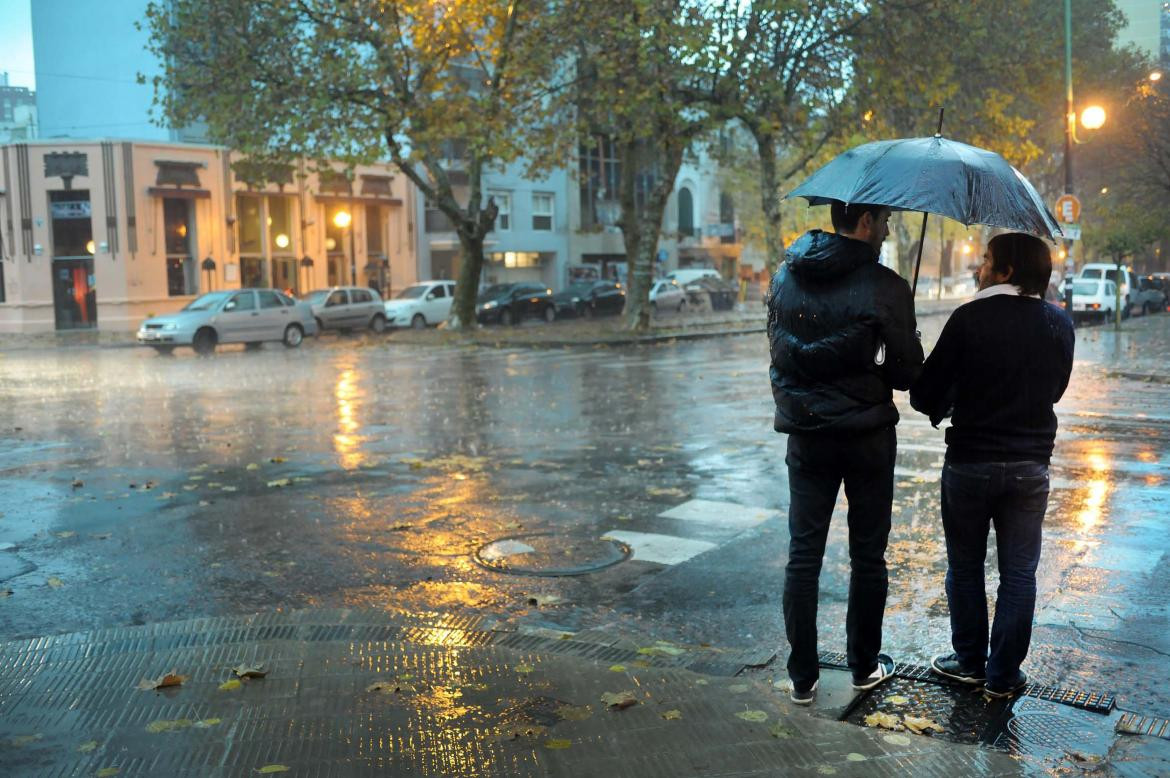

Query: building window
<box><xmin>164</xmin><ymin>198</ymin><xmax>197</xmax><ymax>296</ymax></box>
<box><xmin>532</xmin><ymin>192</ymin><xmax>554</xmax><ymax>231</ymax></box>
<box><xmin>325</xmin><ymin>203</ymin><xmax>353</xmax><ymax>286</ymax></box>
<box><xmin>425</xmin><ymin>204</ymin><xmax>454</xmax><ymax>233</ymax></box>
<box><xmin>488</xmin><ymin>251</ymin><xmax>544</xmax><ymax>268</ymax></box>
<box><xmin>268</xmin><ymin>196</ymin><xmax>296</xmax><ymax>294</ymax></box>
<box><xmin>677</xmin><ymin>187</ymin><xmax>694</xmax><ymax>237</ymax></box>
<box><xmin>49</xmin><ymin>190</ymin><xmax>94</xmax><ymax>258</ymax></box>
<box><xmin>365</xmin><ymin>204</ymin><xmax>390</xmax><ymax>296</ymax></box>
<box><xmin>237</xmin><ymin>194</ymin><xmax>297</xmax><ymax>291</ymax></box>
<box><xmin>489</xmin><ymin>191</ymin><xmax>511</xmax><ymax>231</ymax></box>
<box><xmin>235</xmin><ymin>194</ymin><xmax>266</xmax><ymax>288</ymax></box>
<box><xmin>579</xmin><ymin>136</ymin><xmax>620</xmax><ymax>228</ymax></box>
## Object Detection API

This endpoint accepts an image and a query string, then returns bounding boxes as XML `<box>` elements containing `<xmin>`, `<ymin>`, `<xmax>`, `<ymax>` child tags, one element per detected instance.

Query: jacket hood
<box><xmin>785</xmin><ymin>230</ymin><xmax>878</xmax><ymax>281</ymax></box>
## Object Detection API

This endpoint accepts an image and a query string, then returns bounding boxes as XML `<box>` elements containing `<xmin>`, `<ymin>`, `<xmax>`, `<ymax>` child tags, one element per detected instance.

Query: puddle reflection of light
<box><xmin>334</xmin><ymin>368</ymin><xmax>366</xmax><ymax>469</ymax></box>
<box><xmin>1076</xmin><ymin>450</ymin><xmax>1112</xmax><ymax>534</ymax></box>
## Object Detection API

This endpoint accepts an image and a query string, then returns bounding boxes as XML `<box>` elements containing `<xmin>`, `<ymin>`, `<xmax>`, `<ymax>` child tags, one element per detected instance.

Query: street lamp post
<box><xmin>1062</xmin><ymin>0</ymin><xmax>1077</xmax><ymax>314</ymax></box>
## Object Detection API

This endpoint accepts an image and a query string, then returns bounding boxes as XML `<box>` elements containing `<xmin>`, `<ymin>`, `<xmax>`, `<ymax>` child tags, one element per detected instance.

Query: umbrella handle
<box><xmin>911</xmin><ymin>211</ymin><xmax>929</xmax><ymax>295</ymax></box>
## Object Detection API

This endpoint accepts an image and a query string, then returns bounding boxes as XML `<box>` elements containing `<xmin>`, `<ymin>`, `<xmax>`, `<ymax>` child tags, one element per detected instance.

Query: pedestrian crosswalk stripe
<box><xmin>657</xmin><ymin>499</ymin><xmax>777</xmax><ymax>529</ymax></box>
<box><xmin>600</xmin><ymin>530</ymin><xmax>717</xmax><ymax>566</ymax></box>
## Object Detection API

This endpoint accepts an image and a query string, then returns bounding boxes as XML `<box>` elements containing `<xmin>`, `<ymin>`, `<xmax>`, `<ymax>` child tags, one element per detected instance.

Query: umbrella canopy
<box><xmin>787</xmin><ymin>135</ymin><xmax>1062</xmax><ymax>240</ymax></box>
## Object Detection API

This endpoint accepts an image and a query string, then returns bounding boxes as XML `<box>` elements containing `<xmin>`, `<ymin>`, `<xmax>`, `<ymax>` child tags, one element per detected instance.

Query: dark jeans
<box><xmin>941</xmin><ymin>460</ymin><xmax>1049</xmax><ymax>689</ymax></box>
<box><xmin>783</xmin><ymin>427</ymin><xmax>896</xmax><ymax>690</ymax></box>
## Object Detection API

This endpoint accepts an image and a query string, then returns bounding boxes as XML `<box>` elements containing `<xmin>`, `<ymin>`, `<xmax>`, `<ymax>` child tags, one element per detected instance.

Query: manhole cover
<box><xmin>474</xmin><ymin>534</ymin><xmax>630</xmax><ymax>577</ymax></box>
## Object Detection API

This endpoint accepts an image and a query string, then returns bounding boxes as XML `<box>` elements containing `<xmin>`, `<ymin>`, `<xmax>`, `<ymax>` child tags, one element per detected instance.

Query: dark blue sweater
<box><xmin>909</xmin><ymin>294</ymin><xmax>1075</xmax><ymax>464</ymax></box>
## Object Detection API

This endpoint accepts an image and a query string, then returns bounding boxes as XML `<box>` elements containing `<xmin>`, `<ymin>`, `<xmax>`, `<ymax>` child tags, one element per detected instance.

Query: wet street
<box><xmin>2</xmin><ymin>311</ymin><xmax>1168</xmax><ymax>721</ymax></box>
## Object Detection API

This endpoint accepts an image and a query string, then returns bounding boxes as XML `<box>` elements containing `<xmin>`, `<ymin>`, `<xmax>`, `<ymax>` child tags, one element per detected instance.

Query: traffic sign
<box><xmin>1060</xmin><ymin>223</ymin><xmax>1082</xmax><ymax>241</ymax></box>
<box><xmin>1055</xmin><ymin>194</ymin><xmax>1081</xmax><ymax>224</ymax></box>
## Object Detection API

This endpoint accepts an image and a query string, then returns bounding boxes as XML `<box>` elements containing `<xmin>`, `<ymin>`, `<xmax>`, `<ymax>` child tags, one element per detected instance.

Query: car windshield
<box><xmin>1072</xmin><ymin>281</ymin><xmax>1099</xmax><ymax>296</ymax></box>
<box><xmin>1080</xmin><ymin>268</ymin><xmax>1102</xmax><ymax>279</ymax></box>
<box><xmin>478</xmin><ymin>284</ymin><xmax>512</xmax><ymax>301</ymax></box>
<box><xmin>395</xmin><ymin>285</ymin><xmax>429</xmax><ymax>299</ymax></box>
<box><xmin>564</xmin><ymin>283</ymin><xmax>593</xmax><ymax>296</ymax></box>
<box><xmin>303</xmin><ymin>290</ymin><xmax>331</xmax><ymax>304</ymax></box>
<box><xmin>182</xmin><ymin>292</ymin><xmax>231</xmax><ymax>311</ymax></box>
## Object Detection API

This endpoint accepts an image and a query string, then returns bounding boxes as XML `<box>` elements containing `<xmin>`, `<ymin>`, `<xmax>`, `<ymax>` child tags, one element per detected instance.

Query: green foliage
<box><xmin>143</xmin><ymin>0</ymin><xmax>567</xmax><ymax>328</ymax></box>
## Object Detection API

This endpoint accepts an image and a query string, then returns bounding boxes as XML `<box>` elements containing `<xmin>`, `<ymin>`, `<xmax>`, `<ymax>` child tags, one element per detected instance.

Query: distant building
<box><xmin>0</xmin><ymin>140</ymin><xmax>417</xmax><ymax>333</ymax></box>
<box><xmin>1114</xmin><ymin>0</ymin><xmax>1165</xmax><ymax>63</ymax></box>
<box><xmin>0</xmin><ymin>73</ymin><xmax>38</xmax><ymax>142</ymax></box>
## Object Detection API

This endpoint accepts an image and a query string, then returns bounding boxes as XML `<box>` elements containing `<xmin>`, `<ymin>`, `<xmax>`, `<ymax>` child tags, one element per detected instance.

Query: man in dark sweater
<box><xmin>910</xmin><ymin>232</ymin><xmax>1074</xmax><ymax>699</ymax></box>
<box><xmin>767</xmin><ymin>202</ymin><xmax>923</xmax><ymax>705</ymax></box>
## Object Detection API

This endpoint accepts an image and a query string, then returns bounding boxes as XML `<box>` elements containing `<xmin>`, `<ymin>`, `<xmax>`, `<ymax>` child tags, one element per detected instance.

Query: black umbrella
<box><xmin>786</xmin><ymin>121</ymin><xmax>1061</xmax><ymax>293</ymax></box>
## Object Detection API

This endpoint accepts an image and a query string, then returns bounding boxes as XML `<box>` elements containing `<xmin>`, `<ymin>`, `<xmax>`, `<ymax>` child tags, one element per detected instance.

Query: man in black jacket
<box><xmin>767</xmin><ymin>202</ymin><xmax>923</xmax><ymax>705</ymax></box>
<box><xmin>910</xmin><ymin>232</ymin><xmax>1074</xmax><ymax>700</ymax></box>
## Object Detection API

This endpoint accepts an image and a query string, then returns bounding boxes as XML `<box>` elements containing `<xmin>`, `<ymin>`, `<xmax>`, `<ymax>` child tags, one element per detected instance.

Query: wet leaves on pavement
<box><xmin>515</xmin><ymin>663</ymin><xmax>535</xmax><ymax>674</ymax></box>
<box><xmin>661</xmin><ymin>709</ymin><xmax>682</xmax><ymax>720</ymax></box>
<box><xmin>554</xmin><ymin>703</ymin><xmax>593</xmax><ymax>722</ymax></box>
<box><xmin>903</xmin><ymin>715</ymin><xmax>944</xmax><ymax>735</ymax></box>
<box><xmin>544</xmin><ymin>739</ymin><xmax>572</xmax><ymax>749</ymax></box>
<box><xmin>863</xmin><ymin>712</ymin><xmax>902</xmax><ymax>731</ymax></box>
<box><xmin>137</xmin><ymin>671</ymin><xmax>187</xmax><ymax>691</ymax></box>
<box><xmin>735</xmin><ymin>710</ymin><xmax>768</xmax><ymax>723</ymax></box>
<box><xmin>46</xmin><ymin>577</ymin><xmax>64</xmax><ymax>589</ymax></box>
<box><xmin>96</xmin><ymin>769</ymin><xmax>120</xmax><ymax>777</ymax></box>
<box><xmin>608</xmin><ymin>664</ymin><xmax>626</xmax><ymax>672</ymax></box>
<box><xmin>769</xmin><ymin>723</ymin><xmax>796</xmax><ymax>739</ymax></box>
<box><xmin>647</xmin><ymin>487</ymin><xmax>688</xmax><ymax>498</ymax></box>
<box><xmin>78</xmin><ymin>740</ymin><xmax>99</xmax><ymax>753</ymax></box>
<box><xmin>218</xmin><ymin>679</ymin><xmax>243</xmax><ymax>691</ymax></box>
<box><xmin>601</xmin><ymin>690</ymin><xmax>638</xmax><ymax>710</ymax></box>
<box><xmin>255</xmin><ymin>767</ymin><xmax>291</xmax><ymax>774</ymax></box>
<box><xmin>266</xmin><ymin>478</ymin><xmax>291</xmax><ymax>488</ymax></box>
<box><xmin>232</xmin><ymin>663</ymin><xmax>268</xmax><ymax>679</ymax></box>
<box><xmin>526</xmin><ymin>593</ymin><xmax>562</xmax><ymax>607</ymax></box>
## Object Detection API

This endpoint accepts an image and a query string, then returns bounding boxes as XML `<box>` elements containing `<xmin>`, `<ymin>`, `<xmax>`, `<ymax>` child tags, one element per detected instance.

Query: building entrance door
<box><xmin>52</xmin><ymin>258</ymin><xmax>97</xmax><ymax>330</ymax></box>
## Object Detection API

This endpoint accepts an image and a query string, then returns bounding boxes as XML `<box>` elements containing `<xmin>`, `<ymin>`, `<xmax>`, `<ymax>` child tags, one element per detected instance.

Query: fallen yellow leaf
<box><xmin>78</xmin><ymin>740</ymin><xmax>99</xmax><ymax>753</ymax></box>
<box><xmin>266</xmin><ymin>478</ymin><xmax>291</xmax><ymax>488</ymax></box>
<box><xmin>218</xmin><ymin>679</ymin><xmax>242</xmax><ymax>691</ymax></box>
<box><xmin>246</xmin><ymin>463</ymin><xmax>260</xmax><ymax>471</ymax></box>
<box><xmin>255</xmin><ymin>767</ymin><xmax>290</xmax><ymax>775</ymax></box>
<box><xmin>515</xmin><ymin>663</ymin><xmax>535</xmax><ymax>674</ymax></box>
<box><xmin>884</xmin><ymin>695</ymin><xmax>910</xmax><ymax>705</ymax></box>
<box><xmin>54</xmin><ymin>531</ymin><xmax>76</xmax><ymax>539</ymax></box>
<box><xmin>96</xmin><ymin>768</ymin><xmax>120</xmax><ymax>777</ymax></box>
<box><xmin>270</xmin><ymin>457</ymin><xmax>287</xmax><ymax>464</ymax></box>
<box><xmin>735</xmin><ymin>710</ymin><xmax>768</xmax><ymax>723</ymax></box>
<box><xmin>846</xmin><ymin>753</ymin><xmax>868</xmax><ymax>761</ymax></box>
<box><xmin>903</xmin><ymin>715</ymin><xmax>944</xmax><ymax>735</ymax></box>
<box><xmin>661</xmin><ymin>709</ymin><xmax>682</xmax><ymax>720</ymax></box>
<box><xmin>608</xmin><ymin>664</ymin><xmax>626</xmax><ymax>673</ymax></box>
<box><xmin>194</xmin><ymin>718</ymin><xmax>221</xmax><ymax>728</ymax></box>
<box><xmin>544</xmin><ymin>739</ymin><xmax>572</xmax><ymax>749</ymax></box>
<box><xmin>46</xmin><ymin>577</ymin><xmax>64</xmax><ymax>589</ymax></box>
<box><xmin>882</xmin><ymin>733</ymin><xmax>913</xmax><ymax>746</ymax></box>
<box><xmin>145</xmin><ymin>718</ymin><xmax>193</xmax><ymax>733</ymax></box>
<box><xmin>864</xmin><ymin>712</ymin><xmax>903</xmax><ymax>731</ymax></box>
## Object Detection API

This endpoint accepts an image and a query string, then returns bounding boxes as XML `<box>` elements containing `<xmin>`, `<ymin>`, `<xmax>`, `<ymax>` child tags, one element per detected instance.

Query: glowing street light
<box><xmin>274</xmin><ymin>233</ymin><xmax>290</xmax><ymax>249</ymax></box>
<box><xmin>332</xmin><ymin>209</ymin><xmax>352</xmax><ymax>229</ymax></box>
<box><xmin>1080</xmin><ymin>105</ymin><xmax>1106</xmax><ymax>130</ymax></box>
<box><xmin>1150</xmin><ymin>71</ymin><xmax>1163</xmax><ymax>82</ymax></box>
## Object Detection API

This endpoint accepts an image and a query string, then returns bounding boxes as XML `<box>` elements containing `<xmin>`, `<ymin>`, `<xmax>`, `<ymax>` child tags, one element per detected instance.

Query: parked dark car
<box><xmin>552</xmin><ymin>280</ymin><xmax>626</xmax><ymax>319</ymax></box>
<box><xmin>476</xmin><ymin>282</ymin><xmax>556</xmax><ymax>325</ymax></box>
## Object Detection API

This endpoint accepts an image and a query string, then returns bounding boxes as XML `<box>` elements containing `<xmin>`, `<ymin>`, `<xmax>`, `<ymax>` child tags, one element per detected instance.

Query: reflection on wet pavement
<box><xmin>0</xmin><ymin>314</ymin><xmax>1168</xmax><ymax>717</ymax></box>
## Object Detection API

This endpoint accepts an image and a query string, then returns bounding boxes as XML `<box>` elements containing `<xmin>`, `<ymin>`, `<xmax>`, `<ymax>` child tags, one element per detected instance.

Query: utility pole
<box><xmin>1062</xmin><ymin>0</ymin><xmax>1076</xmax><ymax>315</ymax></box>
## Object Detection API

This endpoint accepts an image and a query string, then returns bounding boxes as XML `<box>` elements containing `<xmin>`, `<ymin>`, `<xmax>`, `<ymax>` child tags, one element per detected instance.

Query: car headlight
<box><xmin>481</xmin><ymin>300</ymin><xmax>497</xmax><ymax>310</ymax></box>
<box><xmin>571</xmin><ymin>297</ymin><xmax>580</xmax><ymax>303</ymax></box>
<box><xmin>162</xmin><ymin>323</ymin><xmax>178</xmax><ymax>331</ymax></box>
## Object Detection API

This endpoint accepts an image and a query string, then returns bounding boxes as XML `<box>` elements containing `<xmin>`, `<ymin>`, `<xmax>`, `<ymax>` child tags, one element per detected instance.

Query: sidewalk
<box><xmin>0</xmin><ymin>299</ymin><xmax>963</xmax><ymax>353</ymax></box>
<box><xmin>2</xmin><ymin>608</ymin><xmax>1164</xmax><ymax>776</ymax></box>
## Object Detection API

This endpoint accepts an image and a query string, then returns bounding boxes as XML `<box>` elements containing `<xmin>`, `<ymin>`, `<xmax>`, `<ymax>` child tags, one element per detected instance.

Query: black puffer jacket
<box><xmin>767</xmin><ymin>230</ymin><xmax>923</xmax><ymax>434</ymax></box>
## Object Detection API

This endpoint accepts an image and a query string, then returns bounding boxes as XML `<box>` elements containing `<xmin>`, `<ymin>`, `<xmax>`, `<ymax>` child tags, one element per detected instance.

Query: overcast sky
<box><xmin>0</xmin><ymin>0</ymin><xmax>35</xmax><ymax>89</ymax></box>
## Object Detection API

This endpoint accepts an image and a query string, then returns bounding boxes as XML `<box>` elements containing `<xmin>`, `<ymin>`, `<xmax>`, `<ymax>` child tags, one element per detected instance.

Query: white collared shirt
<box><xmin>968</xmin><ymin>283</ymin><xmax>1042</xmax><ymax>302</ymax></box>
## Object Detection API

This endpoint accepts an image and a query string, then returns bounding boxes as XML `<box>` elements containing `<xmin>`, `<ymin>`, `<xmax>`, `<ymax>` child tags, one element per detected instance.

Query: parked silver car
<box><xmin>136</xmin><ymin>289</ymin><xmax>318</xmax><ymax>355</ymax></box>
<box><xmin>304</xmin><ymin>287</ymin><xmax>387</xmax><ymax>333</ymax></box>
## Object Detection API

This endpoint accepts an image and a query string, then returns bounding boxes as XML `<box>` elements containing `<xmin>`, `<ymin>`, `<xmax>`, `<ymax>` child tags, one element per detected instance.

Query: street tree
<box><xmin>851</xmin><ymin>0</ymin><xmax>1137</xmax><ymax>277</ymax></box>
<box><xmin>565</xmin><ymin>0</ymin><xmax>720</xmax><ymax>331</ymax></box>
<box><xmin>143</xmin><ymin>0</ymin><xmax>568</xmax><ymax>328</ymax></box>
<box><xmin>709</xmin><ymin>1</ymin><xmax>866</xmax><ymax>275</ymax></box>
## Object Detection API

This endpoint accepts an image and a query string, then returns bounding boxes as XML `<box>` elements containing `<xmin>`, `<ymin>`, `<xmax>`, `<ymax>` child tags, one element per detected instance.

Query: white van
<box><xmin>1076</xmin><ymin>263</ymin><xmax>1133</xmax><ymax>313</ymax></box>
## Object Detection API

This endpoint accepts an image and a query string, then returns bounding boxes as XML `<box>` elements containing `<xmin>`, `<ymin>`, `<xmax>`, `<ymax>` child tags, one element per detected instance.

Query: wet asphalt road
<box><xmin>1</xmin><ymin>311</ymin><xmax>1168</xmax><ymax>718</ymax></box>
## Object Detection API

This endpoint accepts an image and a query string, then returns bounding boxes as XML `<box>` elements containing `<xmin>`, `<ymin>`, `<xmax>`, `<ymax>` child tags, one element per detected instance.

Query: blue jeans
<box><xmin>941</xmin><ymin>460</ymin><xmax>1049</xmax><ymax>689</ymax></box>
<box><xmin>783</xmin><ymin>427</ymin><xmax>896</xmax><ymax>690</ymax></box>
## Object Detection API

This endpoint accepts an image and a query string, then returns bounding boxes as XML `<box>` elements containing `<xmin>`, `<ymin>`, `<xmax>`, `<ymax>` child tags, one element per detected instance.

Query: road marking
<box><xmin>657</xmin><ymin>499</ymin><xmax>778</xmax><ymax>529</ymax></box>
<box><xmin>600</xmin><ymin>530</ymin><xmax>717</xmax><ymax>566</ymax></box>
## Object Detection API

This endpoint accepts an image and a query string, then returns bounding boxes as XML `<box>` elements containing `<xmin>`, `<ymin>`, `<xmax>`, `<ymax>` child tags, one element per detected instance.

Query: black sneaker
<box><xmin>790</xmin><ymin>679</ymin><xmax>818</xmax><ymax>706</ymax></box>
<box><xmin>930</xmin><ymin>653</ymin><xmax>986</xmax><ymax>686</ymax></box>
<box><xmin>852</xmin><ymin>654</ymin><xmax>895</xmax><ymax>691</ymax></box>
<box><xmin>984</xmin><ymin>672</ymin><xmax>1028</xmax><ymax>700</ymax></box>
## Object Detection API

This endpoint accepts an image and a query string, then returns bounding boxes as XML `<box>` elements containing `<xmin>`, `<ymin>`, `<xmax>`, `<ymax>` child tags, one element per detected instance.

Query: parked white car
<box><xmin>1077</xmin><ymin>263</ymin><xmax>1133</xmax><ymax>315</ymax></box>
<box><xmin>665</xmin><ymin>268</ymin><xmax>721</xmax><ymax>288</ymax></box>
<box><xmin>136</xmin><ymin>289</ymin><xmax>318</xmax><ymax>355</ymax></box>
<box><xmin>303</xmin><ymin>286</ymin><xmax>386</xmax><ymax>333</ymax></box>
<box><xmin>649</xmin><ymin>279</ymin><xmax>687</xmax><ymax>312</ymax></box>
<box><xmin>1070</xmin><ymin>278</ymin><xmax>1117</xmax><ymax>324</ymax></box>
<box><xmin>384</xmin><ymin>281</ymin><xmax>457</xmax><ymax>328</ymax></box>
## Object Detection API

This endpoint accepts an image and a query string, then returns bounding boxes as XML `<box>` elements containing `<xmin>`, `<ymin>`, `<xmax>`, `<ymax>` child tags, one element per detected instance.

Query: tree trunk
<box><xmin>754</xmin><ymin>130</ymin><xmax>785</xmax><ymax>277</ymax></box>
<box><xmin>893</xmin><ymin>215</ymin><xmax>915</xmax><ymax>280</ymax></box>
<box><xmin>618</xmin><ymin>138</ymin><xmax>685</xmax><ymax>332</ymax></box>
<box><xmin>450</xmin><ymin>228</ymin><xmax>486</xmax><ymax>330</ymax></box>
